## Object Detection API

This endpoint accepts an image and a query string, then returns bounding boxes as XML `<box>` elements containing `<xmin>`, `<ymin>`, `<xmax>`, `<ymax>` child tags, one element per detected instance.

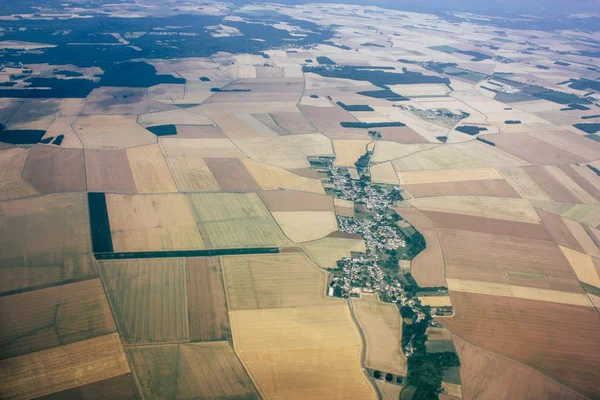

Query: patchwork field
<box><xmin>0</xmin><ymin>333</ymin><xmax>130</xmax><ymax>400</ymax></box>
<box><xmin>333</xmin><ymin>140</ymin><xmax>371</xmax><ymax>167</ymax></box>
<box><xmin>0</xmin><ymin>148</ymin><xmax>39</xmax><ymax>200</ymax></box>
<box><xmin>259</xmin><ymin>190</ymin><xmax>333</xmax><ymax>212</ymax></box>
<box><xmin>403</xmin><ymin>179</ymin><xmax>521</xmax><ymax>198</ymax></box>
<box><xmin>352</xmin><ymin>294</ymin><xmax>407</xmax><ymax>376</ymax></box>
<box><xmin>99</xmin><ymin>259</ymin><xmax>189</xmax><ymax>344</ymax></box>
<box><xmin>165</xmin><ymin>155</ymin><xmax>220</xmax><ymax>192</ymax></box>
<box><xmin>85</xmin><ymin>149</ymin><xmax>137</xmax><ymax>193</ymax></box>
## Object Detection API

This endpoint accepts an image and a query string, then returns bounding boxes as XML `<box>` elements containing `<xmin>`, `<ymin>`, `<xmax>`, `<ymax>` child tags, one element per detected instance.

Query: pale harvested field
<box><xmin>522</xmin><ymin>166</ymin><xmax>579</xmax><ymax>203</ymax></box>
<box><xmin>82</xmin><ymin>87</ymin><xmax>174</xmax><ymax>115</ymax></box>
<box><xmin>223</xmin><ymin>253</ymin><xmax>335</xmax><ymax>310</ymax></box>
<box><xmin>370</xmin><ymin>161</ymin><xmax>399</xmax><ymax>185</ymax></box>
<box><xmin>446</xmin><ymin>279</ymin><xmax>590</xmax><ymax>306</ymax></box>
<box><xmin>421</xmin><ymin>211</ymin><xmax>552</xmax><ymax>241</ymax></box>
<box><xmin>302</xmin><ymin>237</ymin><xmax>366</xmax><ymax>269</ymax></box>
<box><xmin>230</xmin><ymin>304</ymin><xmax>377</xmax><ymax>400</ymax></box>
<box><xmin>0</xmin><ymin>193</ymin><xmax>94</xmax><ymax>295</ymax></box>
<box><xmin>6</xmin><ymin>99</ymin><xmax>60</xmax><ymax>131</ymax></box>
<box><xmin>127</xmin><ymin>342</ymin><xmax>259</xmax><ymax>400</ymax></box>
<box><xmin>186</xmin><ymin>192</ymin><xmax>291</xmax><ymax>249</ymax></box>
<box><xmin>235</xmin><ymin>113</ymin><xmax>280</xmax><ymax>137</ymax></box>
<box><xmin>398</xmin><ymin>168</ymin><xmax>502</xmax><ymax>185</ymax></box>
<box><xmin>526</xmin><ymin>130</ymin><xmax>600</xmax><ymax>163</ymax></box>
<box><xmin>379</xmin><ymin>126</ymin><xmax>427</xmax><ymax>143</ymax></box>
<box><xmin>439</xmin><ymin>229</ymin><xmax>582</xmax><ymax>293</ymax></box>
<box><xmin>374</xmin><ymin>381</ymin><xmax>402</xmax><ymax>400</ymax></box>
<box><xmin>272</xmin><ymin>211</ymin><xmax>338</xmax><ymax>243</ymax></box>
<box><xmin>441</xmin><ymin>382</ymin><xmax>462</xmax><ymax>398</ymax></box>
<box><xmin>258</xmin><ymin>190</ymin><xmax>333</xmax><ymax>212</ymax></box>
<box><xmin>499</xmin><ymin>167</ymin><xmax>551</xmax><ymax>202</ymax></box>
<box><xmin>160</xmin><ymin>137</ymin><xmax>246</xmax><ymax>158</ymax></box>
<box><xmin>242</xmin><ymin>159</ymin><xmax>325</xmax><ymax>194</ymax></box>
<box><xmin>126</xmin><ymin>144</ymin><xmax>177</xmax><ymax>193</ymax></box>
<box><xmin>0</xmin><ymin>333</ymin><xmax>129</xmax><ymax>400</ymax></box>
<box><xmin>559</xmin><ymin>164</ymin><xmax>600</xmax><ymax>202</ymax></box>
<box><xmin>73</xmin><ymin>115</ymin><xmax>156</xmax><ymax>149</ymax></box>
<box><xmin>205</xmin><ymin>158</ymin><xmax>261</xmax><ymax>191</ymax></box>
<box><xmin>252</xmin><ymin>113</ymin><xmax>291</xmax><ymax>136</ymax></box>
<box><xmin>138</xmin><ymin>108</ymin><xmax>213</xmax><ymax>127</ymax></box>
<box><xmin>389</xmin><ymin>83</ymin><xmax>449</xmax><ymax>96</ymax></box>
<box><xmin>0</xmin><ymin>278</ymin><xmax>115</xmax><ymax>360</ymax></box>
<box><xmin>0</xmin><ymin>99</ymin><xmax>22</xmax><ymax>125</ymax></box>
<box><xmin>334</xmin><ymin>140</ymin><xmax>371</xmax><ymax>167</ymax></box>
<box><xmin>186</xmin><ymin>257</ymin><xmax>230</xmax><ymax>342</ymax></box>
<box><xmin>544</xmin><ymin>165</ymin><xmax>597</xmax><ymax>204</ymax></box>
<box><xmin>453</xmin><ymin>140</ymin><xmax>529</xmax><ymax>167</ymax></box>
<box><xmin>569</xmin><ymin>163</ymin><xmax>600</xmax><ymax>194</ymax></box>
<box><xmin>175</xmin><ymin>125</ymin><xmax>225</xmax><ymax>138</ymax></box>
<box><xmin>453</xmin><ymin>336</ymin><xmax>588</xmax><ymax>400</ymax></box>
<box><xmin>403</xmin><ymin>179</ymin><xmax>521</xmax><ymax>199</ymax></box>
<box><xmin>85</xmin><ymin>149</ymin><xmax>137</xmax><ymax>193</ymax></box>
<box><xmin>411</xmin><ymin>196</ymin><xmax>540</xmax><ymax>223</ymax></box>
<box><xmin>371</xmin><ymin>142</ymin><xmax>437</xmax><ymax>164</ymax></box>
<box><xmin>99</xmin><ymin>259</ymin><xmax>189</xmax><ymax>344</ymax></box>
<box><xmin>0</xmin><ymin>148</ymin><xmax>39</xmax><ymax>201</ymax></box>
<box><xmin>336</xmin><ymin>205</ymin><xmax>355</xmax><ymax>217</ymax></box>
<box><xmin>165</xmin><ymin>155</ymin><xmax>220</xmax><ymax>192</ymax></box>
<box><xmin>560</xmin><ymin>246</ymin><xmax>600</xmax><ymax>288</ymax></box>
<box><xmin>21</xmin><ymin>145</ymin><xmax>86</xmax><ymax>194</ymax></box>
<box><xmin>271</xmin><ymin>112</ymin><xmax>318</xmax><ymax>134</ymax></box>
<box><xmin>107</xmin><ymin>193</ymin><xmax>204</xmax><ymax>252</ymax></box>
<box><xmin>352</xmin><ymin>294</ymin><xmax>407</xmax><ymax>376</ymax></box>
<box><xmin>334</xmin><ymin>198</ymin><xmax>354</xmax><ymax>209</ymax></box>
<box><xmin>147</xmin><ymin>83</ymin><xmax>185</xmax><ymax>102</ymax></box>
<box><xmin>561</xmin><ymin>217</ymin><xmax>600</xmax><ymax>258</ymax></box>
<box><xmin>418</xmin><ymin>296</ymin><xmax>452</xmax><ymax>307</ymax></box>
<box><xmin>392</xmin><ymin>146</ymin><xmax>485</xmax><ymax>172</ymax></box>
<box><xmin>234</xmin><ymin>133</ymin><xmax>334</xmax><ymax>170</ymax></box>
<box><xmin>443</xmin><ymin>292</ymin><xmax>600</xmax><ymax>399</ymax></box>
<box><xmin>488</xmin><ymin>132</ymin><xmax>583</xmax><ymax>165</ymax></box>
<box><xmin>298</xmin><ymin>104</ymin><xmax>362</xmax><ymax>135</ymax></box>
<box><xmin>43</xmin><ymin>116</ymin><xmax>82</xmax><ymax>149</ymax></box>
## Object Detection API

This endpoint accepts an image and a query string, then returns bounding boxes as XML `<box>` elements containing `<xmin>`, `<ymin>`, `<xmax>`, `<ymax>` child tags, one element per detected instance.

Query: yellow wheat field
<box><xmin>370</xmin><ymin>161</ymin><xmax>400</xmax><ymax>185</ymax></box>
<box><xmin>106</xmin><ymin>193</ymin><xmax>205</xmax><ymax>252</ymax></box>
<box><xmin>272</xmin><ymin>211</ymin><xmax>338</xmax><ymax>243</ymax></box>
<box><xmin>543</xmin><ymin>165</ymin><xmax>596</xmax><ymax>204</ymax></box>
<box><xmin>560</xmin><ymin>246</ymin><xmax>600</xmax><ymax>288</ymax></box>
<box><xmin>453</xmin><ymin>141</ymin><xmax>529</xmax><ymax>168</ymax></box>
<box><xmin>333</xmin><ymin>140</ymin><xmax>371</xmax><ymax>167</ymax></box>
<box><xmin>499</xmin><ymin>167</ymin><xmax>551</xmax><ymax>202</ymax></box>
<box><xmin>242</xmin><ymin>159</ymin><xmax>324</xmax><ymax>194</ymax></box>
<box><xmin>0</xmin><ymin>333</ymin><xmax>130</xmax><ymax>400</ymax></box>
<box><xmin>73</xmin><ymin>115</ymin><xmax>156</xmax><ymax>149</ymax></box>
<box><xmin>392</xmin><ymin>145</ymin><xmax>485</xmax><ymax>172</ymax></box>
<box><xmin>160</xmin><ymin>137</ymin><xmax>246</xmax><ymax>158</ymax></box>
<box><xmin>302</xmin><ymin>237</ymin><xmax>366</xmax><ymax>269</ymax></box>
<box><xmin>165</xmin><ymin>155</ymin><xmax>220</xmax><ymax>192</ymax></box>
<box><xmin>0</xmin><ymin>148</ymin><xmax>39</xmax><ymax>201</ymax></box>
<box><xmin>418</xmin><ymin>296</ymin><xmax>452</xmax><ymax>307</ymax></box>
<box><xmin>371</xmin><ymin>142</ymin><xmax>437</xmax><ymax>164</ymax></box>
<box><xmin>442</xmin><ymin>382</ymin><xmax>463</xmax><ymax>398</ymax></box>
<box><xmin>126</xmin><ymin>144</ymin><xmax>178</xmax><ymax>193</ymax></box>
<box><xmin>446</xmin><ymin>279</ymin><xmax>592</xmax><ymax>307</ymax></box>
<box><xmin>352</xmin><ymin>294</ymin><xmax>407</xmax><ymax>376</ymax></box>
<box><xmin>398</xmin><ymin>168</ymin><xmax>502</xmax><ymax>185</ymax></box>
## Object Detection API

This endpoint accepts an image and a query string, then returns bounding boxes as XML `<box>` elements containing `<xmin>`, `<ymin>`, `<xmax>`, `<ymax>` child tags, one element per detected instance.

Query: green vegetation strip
<box><xmin>94</xmin><ymin>247</ymin><xmax>280</xmax><ymax>260</ymax></box>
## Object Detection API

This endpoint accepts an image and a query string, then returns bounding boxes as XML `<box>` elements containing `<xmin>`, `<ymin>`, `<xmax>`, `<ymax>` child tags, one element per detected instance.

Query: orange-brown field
<box><xmin>21</xmin><ymin>145</ymin><xmax>86</xmax><ymax>194</ymax></box>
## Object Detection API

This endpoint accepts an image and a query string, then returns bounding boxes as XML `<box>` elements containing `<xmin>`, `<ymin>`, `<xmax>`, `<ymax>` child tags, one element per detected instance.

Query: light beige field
<box><xmin>73</xmin><ymin>115</ymin><xmax>156</xmax><ymax>149</ymax></box>
<box><xmin>534</xmin><ymin>202</ymin><xmax>600</xmax><ymax>227</ymax></box>
<box><xmin>6</xmin><ymin>99</ymin><xmax>60</xmax><ymax>131</ymax></box>
<box><xmin>302</xmin><ymin>237</ymin><xmax>366</xmax><ymax>269</ymax></box>
<box><xmin>333</xmin><ymin>140</ymin><xmax>371</xmax><ymax>167</ymax></box>
<box><xmin>106</xmin><ymin>193</ymin><xmax>204</xmax><ymax>252</ymax></box>
<box><xmin>398</xmin><ymin>168</ymin><xmax>502</xmax><ymax>185</ymax></box>
<box><xmin>138</xmin><ymin>108</ymin><xmax>213</xmax><ymax>127</ymax></box>
<box><xmin>223</xmin><ymin>253</ymin><xmax>336</xmax><ymax>310</ymax></box>
<box><xmin>392</xmin><ymin>145</ymin><xmax>485</xmax><ymax>172</ymax></box>
<box><xmin>147</xmin><ymin>83</ymin><xmax>185</xmax><ymax>102</ymax></box>
<box><xmin>543</xmin><ymin>165</ymin><xmax>597</xmax><ymax>204</ymax></box>
<box><xmin>370</xmin><ymin>161</ymin><xmax>400</xmax><ymax>185</ymax></box>
<box><xmin>411</xmin><ymin>196</ymin><xmax>540</xmax><ymax>223</ymax></box>
<box><xmin>0</xmin><ymin>333</ymin><xmax>129</xmax><ymax>400</ymax></box>
<box><xmin>186</xmin><ymin>192</ymin><xmax>291</xmax><ymax>249</ymax></box>
<box><xmin>446</xmin><ymin>279</ymin><xmax>592</xmax><ymax>307</ymax></box>
<box><xmin>418</xmin><ymin>296</ymin><xmax>452</xmax><ymax>307</ymax></box>
<box><xmin>126</xmin><ymin>144</ymin><xmax>178</xmax><ymax>193</ymax></box>
<box><xmin>230</xmin><ymin>304</ymin><xmax>377</xmax><ymax>400</ymax></box>
<box><xmin>453</xmin><ymin>140</ymin><xmax>528</xmax><ymax>168</ymax></box>
<box><xmin>499</xmin><ymin>167</ymin><xmax>551</xmax><ymax>202</ymax></box>
<box><xmin>352</xmin><ymin>294</ymin><xmax>407</xmax><ymax>376</ymax></box>
<box><xmin>272</xmin><ymin>211</ymin><xmax>338</xmax><ymax>243</ymax></box>
<box><xmin>389</xmin><ymin>83</ymin><xmax>449</xmax><ymax>96</ymax></box>
<box><xmin>159</xmin><ymin>137</ymin><xmax>245</xmax><ymax>158</ymax></box>
<box><xmin>165</xmin><ymin>155</ymin><xmax>220</xmax><ymax>192</ymax></box>
<box><xmin>242</xmin><ymin>159</ymin><xmax>325</xmax><ymax>194</ymax></box>
<box><xmin>233</xmin><ymin>133</ymin><xmax>334</xmax><ymax>169</ymax></box>
<box><xmin>560</xmin><ymin>246</ymin><xmax>600</xmax><ymax>288</ymax></box>
<box><xmin>441</xmin><ymin>382</ymin><xmax>463</xmax><ymax>398</ymax></box>
<box><xmin>43</xmin><ymin>116</ymin><xmax>83</xmax><ymax>149</ymax></box>
<box><xmin>0</xmin><ymin>148</ymin><xmax>39</xmax><ymax>201</ymax></box>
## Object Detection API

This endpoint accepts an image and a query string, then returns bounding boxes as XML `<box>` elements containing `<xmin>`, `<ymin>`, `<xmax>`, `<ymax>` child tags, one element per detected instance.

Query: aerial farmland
<box><xmin>0</xmin><ymin>0</ymin><xmax>599</xmax><ymax>399</ymax></box>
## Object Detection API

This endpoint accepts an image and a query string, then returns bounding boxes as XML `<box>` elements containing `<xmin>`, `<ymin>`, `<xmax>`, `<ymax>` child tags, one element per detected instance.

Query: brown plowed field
<box><xmin>489</xmin><ymin>133</ymin><xmax>583</xmax><ymax>165</ymax></box>
<box><xmin>403</xmin><ymin>179</ymin><xmax>521</xmax><ymax>199</ymax></box>
<box><xmin>559</xmin><ymin>164</ymin><xmax>600</xmax><ymax>202</ymax></box>
<box><xmin>438</xmin><ymin>229</ymin><xmax>582</xmax><ymax>292</ymax></box>
<box><xmin>537</xmin><ymin>209</ymin><xmax>584</xmax><ymax>252</ymax></box>
<box><xmin>0</xmin><ymin>279</ymin><xmax>115</xmax><ymax>360</ymax></box>
<box><xmin>522</xmin><ymin>166</ymin><xmax>580</xmax><ymax>203</ymax></box>
<box><xmin>258</xmin><ymin>190</ymin><xmax>333</xmax><ymax>212</ymax></box>
<box><xmin>454</xmin><ymin>336</ymin><xmax>588</xmax><ymax>400</ymax></box>
<box><xmin>186</xmin><ymin>257</ymin><xmax>231</xmax><ymax>342</ymax></box>
<box><xmin>205</xmin><ymin>158</ymin><xmax>261</xmax><ymax>192</ymax></box>
<box><xmin>378</xmin><ymin>126</ymin><xmax>427</xmax><ymax>143</ymax></box>
<box><xmin>421</xmin><ymin>210</ymin><xmax>552</xmax><ymax>241</ymax></box>
<box><xmin>21</xmin><ymin>145</ymin><xmax>86</xmax><ymax>194</ymax></box>
<box><xmin>85</xmin><ymin>149</ymin><xmax>137</xmax><ymax>193</ymax></box>
<box><xmin>271</xmin><ymin>112</ymin><xmax>318</xmax><ymax>134</ymax></box>
<box><xmin>442</xmin><ymin>292</ymin><xmax>600</xmax><ymax>399</ymax></box>
<box><xmin>35</xmin><ymin>374</ymin><xmax>138</xmax><ymax>400</ymax></box>
<box><xmin>328</xmin><ymin>231</ymin><xmax>364</xmax><ymax>240</ymax></box>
